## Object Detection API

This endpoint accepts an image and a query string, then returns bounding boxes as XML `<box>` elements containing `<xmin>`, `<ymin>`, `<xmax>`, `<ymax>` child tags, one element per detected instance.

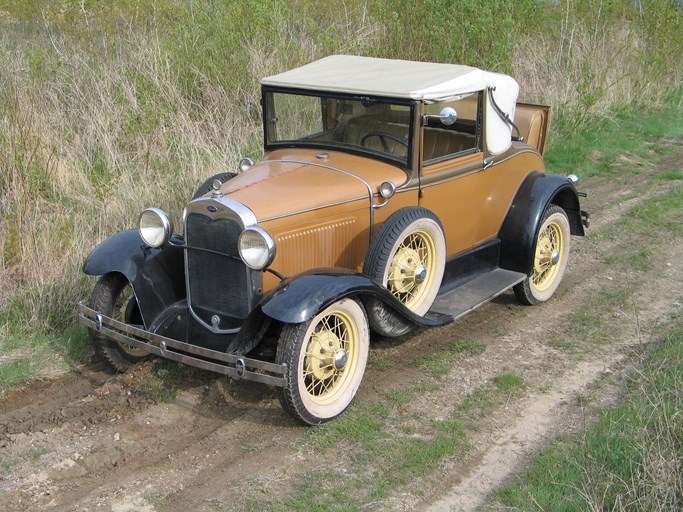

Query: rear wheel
<box><xmin>514</xmin><ymin>205</ymin><xmax>571</xmax><ymax>305</ymax></box>
<box><xmin>276</xmin><ymin>298</ymin><xmax>369</xmax><ymax>425</ymax></box>
<box><xmin>89</xmin><ymin>273</ymin><xmax>149</xmax><ymax>372</ymax></box>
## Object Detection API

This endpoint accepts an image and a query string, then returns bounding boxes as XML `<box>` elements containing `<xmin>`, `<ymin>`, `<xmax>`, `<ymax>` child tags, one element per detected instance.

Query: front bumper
<box><xmin>78</xmin><ymin>303</ymin><xmax>287</xmax><ymax>387</ymax></box>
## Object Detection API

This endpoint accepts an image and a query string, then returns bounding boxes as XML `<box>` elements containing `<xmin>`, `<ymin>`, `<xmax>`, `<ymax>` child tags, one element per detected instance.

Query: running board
<box><xmin>430</xmin><ymin>268</ymin><xmax>526</xmax><ymax>320</ymax></box>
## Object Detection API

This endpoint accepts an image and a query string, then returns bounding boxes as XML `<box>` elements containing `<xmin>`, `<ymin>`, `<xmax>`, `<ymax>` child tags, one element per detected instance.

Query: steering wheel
<box><xmin>360</xmin><ymin>132</ymin><xmax>408</xmax><ymax>152</ymax></box>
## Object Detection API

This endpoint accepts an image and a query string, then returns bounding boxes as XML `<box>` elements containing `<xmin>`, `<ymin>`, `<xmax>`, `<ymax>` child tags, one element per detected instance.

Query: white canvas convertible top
<box><xmin>262</xmin><ymin>55</ymin><xmax>519</xmax><ymax>155</ymax></box>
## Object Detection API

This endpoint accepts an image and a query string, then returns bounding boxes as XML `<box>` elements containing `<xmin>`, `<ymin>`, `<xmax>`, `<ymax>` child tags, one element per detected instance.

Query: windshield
<box><xmin>263</xmin><ymin>89</ymin><xmax>413</xmax><ymax>167</ymax></box>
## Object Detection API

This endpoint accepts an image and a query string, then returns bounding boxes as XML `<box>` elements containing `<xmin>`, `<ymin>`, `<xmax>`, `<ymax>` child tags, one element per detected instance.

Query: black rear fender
<box><xmin>499</xmin><ymin>172</ymin><xmax>585</xmax><ymax>275</ymax></box>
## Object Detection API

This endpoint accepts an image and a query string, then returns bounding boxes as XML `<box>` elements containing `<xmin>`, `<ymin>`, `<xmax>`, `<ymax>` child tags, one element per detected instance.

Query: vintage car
<box><xmin>79</xmin><ymin>55</ymin><xmax>589</xmax><ymax>425</ymax></box>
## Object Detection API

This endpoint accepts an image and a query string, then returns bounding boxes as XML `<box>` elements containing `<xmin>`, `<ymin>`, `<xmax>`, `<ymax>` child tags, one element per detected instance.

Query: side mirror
<box><xmin>424</xmin><ymin>107</ymin><xmax>457</xmax><ymax>126</ymax></box>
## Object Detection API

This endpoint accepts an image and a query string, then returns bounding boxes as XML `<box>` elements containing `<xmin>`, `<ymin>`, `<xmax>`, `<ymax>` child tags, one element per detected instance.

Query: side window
<box><xmin>423</xmin><ymin>91</ymin><xmax>481</xmax><ymax>164</ymax></box>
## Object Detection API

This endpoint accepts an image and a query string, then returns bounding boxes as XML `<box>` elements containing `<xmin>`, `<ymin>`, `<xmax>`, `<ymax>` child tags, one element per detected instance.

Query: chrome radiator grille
<box><xmin>185</xmin><ymin>212</ymin><xmax>253</xmax><ymax>331</ymax></box>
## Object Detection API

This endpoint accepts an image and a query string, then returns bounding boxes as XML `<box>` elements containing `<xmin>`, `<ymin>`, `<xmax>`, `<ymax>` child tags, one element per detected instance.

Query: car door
<box><xmin>418</xmin><ymin>92</ymin><xmax>487</xmax><ymax>258</ymax></box>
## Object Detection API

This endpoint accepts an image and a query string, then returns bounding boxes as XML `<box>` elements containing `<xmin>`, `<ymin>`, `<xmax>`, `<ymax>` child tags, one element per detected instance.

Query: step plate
<box><xmin>430</xmin><ymin>268</ymin><xmax>526</xmax><ymax>320</ymax></box>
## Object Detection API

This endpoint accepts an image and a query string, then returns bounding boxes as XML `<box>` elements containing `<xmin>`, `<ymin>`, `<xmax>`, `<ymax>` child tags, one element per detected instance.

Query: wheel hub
<box><xmin>334</xmin><ymin>349</ymin><xmax>348</xmax><ymax>370</ymax></box>
<box><xmin>414</xmin><ymin>265</ymin><xmax>427</xmax><ymax>284</ymax></box>
<box><xmin>550</xmin><ymin>250</ymin><xmax>560</xmax><ymax>266</ymax></box>
<box><xmin>388</xmin><ymin>247</ymin><xmax>423</xmax><ymax>294</ymax></box>
<box><xmin>306</xmin><ymin>329</ymin><xmax>341</xmax><ymax>380</ymax></box>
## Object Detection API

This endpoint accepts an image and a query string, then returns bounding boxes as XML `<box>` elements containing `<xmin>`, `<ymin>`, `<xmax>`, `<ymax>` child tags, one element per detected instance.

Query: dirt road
<box><xmin>1</xmin><ymin>140</ymin><xmax>681</xmax><ymax>512</ymax></box>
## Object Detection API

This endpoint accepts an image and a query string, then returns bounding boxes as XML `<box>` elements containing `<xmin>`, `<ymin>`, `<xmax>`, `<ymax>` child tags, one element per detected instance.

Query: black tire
<box><xmin>192</xmin><ymin>172</ymin><xmax>237</xmax><ymax>200</ymax></box>
<box><xmin>514</xmin><ymin>205</ymin><xmax>571</xmax><ymax>305</ymax></box>
<box><xmin>89</xmin><ymin>273</ymin><xmax>150</xmax><ymax>372</ymax></box>
<box><xmin>276</xmin><ymin>298</ymin><xmax>369</xmax><ymax>425</ymax></box>
<box><xmin>362</xmin><ymin>298</ymin><xmax>414</xmax><ymax>338</ymax></box>
<box><xmin>363</xmin><ymin>207</ymin><xmax>446</xmax><ymax>337</ymax></box>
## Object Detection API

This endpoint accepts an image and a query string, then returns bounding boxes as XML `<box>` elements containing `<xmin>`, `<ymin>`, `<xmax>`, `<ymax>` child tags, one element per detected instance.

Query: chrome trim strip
<box><xmin>184</xmin><ymin>196</ymin><xmax>259</xmax><ymax>227</ymax></box>
<box><xmin>420</xmin><ymin>167</ymin><xmax>483</xmax><ymax>188</ymax></box>
<box><xmin>258</xmin><ymin>196</ymin><xmax>366</xmax><ymax>223</ymax></box>
<box><xmin>79</xmin><ymin>303</ymin><xmax>287</xmax><ymax>387</ymax></box>
<box><xmin>183</xmin><ymin>196</ymin><xmax>261</xmax><ymax>334</ymax></box>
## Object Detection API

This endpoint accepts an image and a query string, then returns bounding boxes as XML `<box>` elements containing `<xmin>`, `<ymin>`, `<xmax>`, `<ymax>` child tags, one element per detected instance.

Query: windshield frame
<box><xmin>261</xmin><ymin>86</ymin><xmax>415</xmax><ymax>171</ymax></box>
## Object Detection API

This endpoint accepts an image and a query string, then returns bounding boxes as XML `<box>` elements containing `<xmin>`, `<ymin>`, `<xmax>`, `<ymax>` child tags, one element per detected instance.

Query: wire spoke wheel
<box><xmin>387</xmin><ymin>230</ymin><xmax>436</xmax><ymax>310</ymax></box>
<box><xmin>531</xmin><ymin>219</ymin><xmax>564</xmax><ymax>292</ymax></box>
<box><xmin>303</xmin><ymin>310</ymin><xmax>356</xmax><ymax>404</ymax></box>
<box><xmin>89</xmin><ymin>273</ymin><xmax>150</xmax><ymax>372</ymax></box>
<box><xmin>276</xmin><ymin>298</ymin><xmax>369</xmax><ymax>425</ymax></box>
<box><xmin>363</xmin><ymin>207</ymin><xmax>446</xmax><ymax>337</ymax></box>
<box><xmin>514</xmin><ymin>205</ymin><xmax>571</xmax><ymax>305</ymax></box>
<box><xmin>111</xmin><ymin>283</ymin><xmax>147</xmax><ymax>358</ymax></box>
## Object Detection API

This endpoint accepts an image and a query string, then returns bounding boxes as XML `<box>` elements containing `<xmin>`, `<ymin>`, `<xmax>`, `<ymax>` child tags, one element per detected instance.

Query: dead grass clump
<box><xmin>514</xmin><ymin>1</ymin><xmax>683</xmax><ymax>136</ymax></box>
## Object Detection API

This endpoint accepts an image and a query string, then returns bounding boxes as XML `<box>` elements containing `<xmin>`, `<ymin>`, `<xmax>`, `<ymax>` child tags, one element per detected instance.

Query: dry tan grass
<box><xmin>0</xmin><ymin>7</ymin><xmax>381</xmax><ymax>334</ymax></box>
<box><xmin>514</xmin><ymin>21</ymin><xmax>678</xmax><ymax>118</ymax></box>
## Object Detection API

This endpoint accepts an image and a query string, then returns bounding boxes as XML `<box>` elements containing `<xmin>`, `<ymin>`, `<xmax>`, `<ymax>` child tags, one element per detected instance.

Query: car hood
<box><xmin>218</xmin><ymin>149</ymin><xmax>408</xmax><ymax>222</ymax></box>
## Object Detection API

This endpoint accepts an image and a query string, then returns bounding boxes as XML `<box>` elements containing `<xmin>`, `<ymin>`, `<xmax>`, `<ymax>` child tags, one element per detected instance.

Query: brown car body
<box><xmin>79</xmin><ymin>56</ymin><xmax>588</xmax><ymax>424</ymax></box>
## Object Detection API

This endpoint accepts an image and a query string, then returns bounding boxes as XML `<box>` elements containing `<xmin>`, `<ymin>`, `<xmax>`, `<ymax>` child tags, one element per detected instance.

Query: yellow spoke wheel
<box><xmin>364</xmin><ymin>208</ymin><xmax>446</xmax><ymax>337</ymax></box>
<box><xmin>112</xmin><ymin>283</ymin><xmax>148</xmax><ymax>358</ymax></box>
<box><xmin>514</xmin><ymin>205</ymin><xmax>571</xmax><ymax>305</ymax></box>
<box><xmin>387</xmin><ymin>230</ymin><xmax>437</xmax><ymax>311</ymax></box>
<box><xmin>89</xmin><ymin>273</ymin><xmax>150</xmax><ymax>372</ymax></box>
<box><xmin>276</xmin><ymin>298</ymin><xmax>369</xmax><ymax>425</ymax></box>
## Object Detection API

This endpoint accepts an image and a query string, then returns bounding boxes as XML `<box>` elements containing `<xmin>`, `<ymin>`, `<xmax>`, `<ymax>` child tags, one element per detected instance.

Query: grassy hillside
<box><xmin>0</xmin><ymin>0</ymin><xmax>682</xmax><ymax>385</ymax></box>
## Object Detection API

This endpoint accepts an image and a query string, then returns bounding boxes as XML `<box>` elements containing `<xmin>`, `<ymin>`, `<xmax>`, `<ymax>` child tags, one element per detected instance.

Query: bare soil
<box><xmin>1</xmin><ymin>141</ymin><xmax>682</xmax><ymax>512</ymax></box>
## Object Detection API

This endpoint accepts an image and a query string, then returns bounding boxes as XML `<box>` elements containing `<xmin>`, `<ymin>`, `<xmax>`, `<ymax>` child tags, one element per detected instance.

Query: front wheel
<box><xmin>89</xmin><ymin>273</ymin><xmax>150</xmax><ymax>372</ymax></box>
<box><xmin>192</xmin><ymin>172</ymin><xmax>237</xmax><ymax>199</ymax></box>
<box><xmin>276</xmin><ymin>298</ymin><xmax>369</xmax><ymax>425</ymax></box>
<box><xmin>514</xmin><ymin>205</ymin><xmax>571</xmax><ymax>305</ymax></box>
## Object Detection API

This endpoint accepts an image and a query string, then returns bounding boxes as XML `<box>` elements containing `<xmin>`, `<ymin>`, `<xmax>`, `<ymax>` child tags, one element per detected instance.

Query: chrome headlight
<box><xmin>139</xmin><ymin>208</ymin><xmax>173</xmax><ymax>248</ymax></box>
<box><xmin>238</xmin><ymin>227</ymin><xmax>276</xmax><ymax>270</ymax></box>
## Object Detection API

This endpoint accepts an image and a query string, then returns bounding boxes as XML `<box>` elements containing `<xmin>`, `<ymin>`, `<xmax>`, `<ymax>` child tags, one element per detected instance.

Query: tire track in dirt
<box><xmin>425</xmin><ymin>236</ymin><xmax>683</xmax><ymax>511</ymax></box>
<box><xmin>420</xmin><ymin>147</ymin><xmax>683</xmax><ymax>511</ymax></box>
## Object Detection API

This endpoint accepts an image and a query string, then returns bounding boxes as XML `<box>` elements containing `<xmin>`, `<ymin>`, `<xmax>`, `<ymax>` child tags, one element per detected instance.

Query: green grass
<box><xmin>542</xmin><ymin>285</ymin><xmax>630</xmax><ymax>354</ymax></box>
<box><xmin>493</xmin><ymin>373</ymin><xmax>525</xmax><ymax>394</ymax></box>
<box><xmin>447</xmin><ymin>338</ymin><xmax>486</xmax><ymax>356</ymax></box>
<box><xmin>657</xmin><ymin>169</ymin><xmax>683</xmax><ymax>181</ymax></box>
<box><xmin>493</xmin><ymin>319</ymin><xmax>683</xmax><ymax>511</ymax></box>
<box><xmin>136</xmin><ymin>360</ymin><xmax>187</xmax><ymax>403</ymax></box>
<box><xmin>421</xmin><ymin>338</ymin><xmax>486</xmax><ymax>378</ymax></box>
<box><xmin>272</xmin><ymin>410</ymin><xmax>465</xmax><ymax>511</ymax></box>
<box><xmin>621</xmin><ymin>185</ymin><xmax>683</xmax><ymax>234</ymax></box>
<box><xmin>546</xmin><ymin>106</ymin><xmax>683</xmax><ymax>178</ymax></box>
<box><xmin>0</xmin><ymin>358</ymin><xmax>36</xmax><ymax>390</ymax></box>
<box><xmin>244</xmin><ymin>336</ymin><xmax>489</xmax><ymax>509</ymax></box>
<box><xmin>628</xmin><ymin>249</ymin><xmax>652</xmax><ymax>271</ymax></box>
<box><xmin>0</xmin><ymin>281</ymin><xmax>91</xmax><ymax>396</ymax></box>
<box><xmin>459</xmin><ymin>373</ymin><xmax>526</xmax><ymax>422</ymax></box>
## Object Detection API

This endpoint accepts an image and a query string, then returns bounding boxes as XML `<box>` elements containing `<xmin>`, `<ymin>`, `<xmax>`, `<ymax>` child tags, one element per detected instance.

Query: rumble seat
<box><xmin>422</xmin><ymin>128</ymin><xmax>476</xmax><ymax>161</ymax></box>
<box><xmin>513</xmin><ymin>103</ymin><xmax>550</xmax><ymax>154</ymax></box>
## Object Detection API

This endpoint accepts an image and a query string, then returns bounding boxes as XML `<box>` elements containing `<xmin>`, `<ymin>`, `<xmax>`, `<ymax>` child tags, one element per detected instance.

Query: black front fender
<box><xmin>83</xmin><ymin>230</ymin><xmax>186</xmax><ymax>327</ymax></box>
<box><xmin>260</xmin><ymin>268</ymin><xmax>452</xmax><ymax>327</ymax></box>
<box><xmin>499</xmin><ymin>172</ymin><xmax>585</xmax><ymax>275</ymax></box>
